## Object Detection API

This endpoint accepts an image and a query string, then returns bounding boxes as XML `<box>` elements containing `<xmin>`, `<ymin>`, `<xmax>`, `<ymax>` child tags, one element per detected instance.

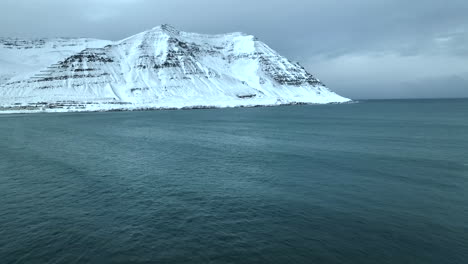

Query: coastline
<box><xmin>0</xmin><ymin>100</ymin><xmax>354</xmax><ymax>115</ymax></box>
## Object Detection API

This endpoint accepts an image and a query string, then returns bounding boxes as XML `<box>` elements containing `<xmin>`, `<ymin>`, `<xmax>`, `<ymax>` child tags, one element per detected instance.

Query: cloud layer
<box><xmin>1</xmin><ymin>0</ymin><xmax>467</xmax><ymax>99</ymax></box>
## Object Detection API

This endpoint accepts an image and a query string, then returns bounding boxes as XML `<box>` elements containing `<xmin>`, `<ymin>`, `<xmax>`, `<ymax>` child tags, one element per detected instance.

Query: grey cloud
<box><xmin>336</xmin><ymin>75</ymin><xmax>468</xmax><ymax>100</ymax></box>
<box><xmin>1</xmin><ymin>0</ymin><xmax>467</xmax><ymax>99</ymax></box>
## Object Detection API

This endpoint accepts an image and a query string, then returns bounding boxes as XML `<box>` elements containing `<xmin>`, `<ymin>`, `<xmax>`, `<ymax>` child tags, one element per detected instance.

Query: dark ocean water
<box><xmin>0</xmin><ymin>99</ymin><xmax>467</xmax><ymax>264</ymax></box>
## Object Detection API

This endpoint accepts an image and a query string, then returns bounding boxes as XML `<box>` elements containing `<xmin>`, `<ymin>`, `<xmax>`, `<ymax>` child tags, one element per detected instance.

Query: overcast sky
<box><xmin>1</xmin><ymin>0</ymin><xmax>467</xmax><ymax>99</ymax></box>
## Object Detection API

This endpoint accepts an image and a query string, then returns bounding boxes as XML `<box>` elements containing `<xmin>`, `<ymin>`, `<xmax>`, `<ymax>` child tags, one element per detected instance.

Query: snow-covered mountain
<box><xmin>0</xmin><ymin>25</ymin><xmax>350</xmax><ymax>113</ymax></box>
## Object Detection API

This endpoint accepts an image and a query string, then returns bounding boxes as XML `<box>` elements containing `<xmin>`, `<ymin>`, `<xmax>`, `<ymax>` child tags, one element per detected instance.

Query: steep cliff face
<box><xmin>0</xmin><ymin>25</ymin><xmax>350</xmax><ymax>112</ymax></box>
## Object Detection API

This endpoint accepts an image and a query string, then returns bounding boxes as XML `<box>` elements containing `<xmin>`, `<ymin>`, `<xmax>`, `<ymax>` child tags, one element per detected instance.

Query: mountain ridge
<box><xmin>0</xmin><ymin>25</ymin><xmax>350</xmax><ymax>113</ymax></box>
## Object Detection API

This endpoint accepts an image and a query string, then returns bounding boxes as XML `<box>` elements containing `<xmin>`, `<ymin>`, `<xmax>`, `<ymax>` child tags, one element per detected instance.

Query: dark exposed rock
<box><xmin>34</xmin><ymin>73</ymin><xmax>110</xmax><ymax>84</ymax></box>
<box><xmin>237</xmin><ymin>94</ymin><xmax>257</xmax><ymax>99</ymax></box>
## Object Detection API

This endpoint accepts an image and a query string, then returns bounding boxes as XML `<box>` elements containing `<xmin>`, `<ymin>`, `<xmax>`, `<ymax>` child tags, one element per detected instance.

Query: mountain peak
<box><xmin>151</xmin><ymin>24</ymin><xmax>180</xmax><ymax>35</ymax></box>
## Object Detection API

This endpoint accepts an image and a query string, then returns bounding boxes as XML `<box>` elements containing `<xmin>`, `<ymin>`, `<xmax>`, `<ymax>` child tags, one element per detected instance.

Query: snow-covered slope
<box><xmin>0</xmin><ymin>25</ymin><xmax>350</xmax><ymax>113</ymax></box>
<box><xmin>0</xmin><ymin>38</ymin><xmax>112</xmax><ymax>86</ymax></box>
